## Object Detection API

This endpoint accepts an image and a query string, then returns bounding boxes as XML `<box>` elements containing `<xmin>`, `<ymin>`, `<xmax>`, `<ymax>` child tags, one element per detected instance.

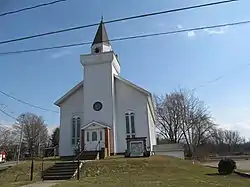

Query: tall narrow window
<box><xmin>72</xmin><ymin>116</ymin><xmax>81</xmax><ymax>145</ymax></box>
<box><xmin>125</xmin><ymin>112</ymin><xmax>136</xmax><ymax>138</ymax></box>
<box><xmin>72</xmin><ymin>118</ymin><xmax>76</xmax><ymax>145</ymax></box>
<box><xmin>76</xmin><ymin>117</ymin><xmax>81</xmax><ymax>143</ymax></box>
<box><xmin>130</xmin><ymin>113</ymin><xmax>135</xmax><ymax>134</ymax></box>
<box><xmin>87</xmin><ymin>132</ymin><xmax>90</xmax><ymax>142</ymax></box>
<box><xmin>72</xmin><ymin>118</ymin><xmax>76</xmax><ymax>137</ymax></box>
<box><xmin>100</xmin><ymin>130</ymin><xmax>103</xmax><ymax>141</ymax></box>
<box><xmin>125</xmin><ymin>114</ymin><xmax>130</xmax><ymax>134</ymax></box>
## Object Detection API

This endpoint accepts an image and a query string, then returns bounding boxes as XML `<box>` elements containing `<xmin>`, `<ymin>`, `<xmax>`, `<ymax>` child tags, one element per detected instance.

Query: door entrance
<box><xmin>84</xmin><ymin>129</ymin><xmax>105</xmax><ymax>151</ymax></box>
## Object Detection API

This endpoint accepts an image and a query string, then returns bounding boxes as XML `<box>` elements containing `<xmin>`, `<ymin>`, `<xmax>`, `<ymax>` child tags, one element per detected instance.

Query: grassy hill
<box><xmin>55</xmin><ymin>156</ymin><xmax>249</xmax><ymax>187</ymax></box>
<box><xmin>0</xmin><ymin>156</ymin><xmax>249</xmax><ymax>187</ymax></box>
<box><xmin>0</xmin><ymin>161</ymin><xmax>54</xmax><ymax>187</ymax></box>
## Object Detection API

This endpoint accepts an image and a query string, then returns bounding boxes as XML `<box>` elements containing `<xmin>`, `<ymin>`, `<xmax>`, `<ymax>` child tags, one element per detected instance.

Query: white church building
<box><xmin>55</xmin><ymin>20</ymin><xmax>157</xmax><ymax>156</ymax></box>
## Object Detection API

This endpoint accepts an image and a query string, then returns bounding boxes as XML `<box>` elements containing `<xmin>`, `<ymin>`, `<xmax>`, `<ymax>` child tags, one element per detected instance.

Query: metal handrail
<box><xmin>95</xmin><ymin>141</ymin><xmax>101</xmax><ymax>151</ymax></box>
<box><xmin>74</xmin><ymin>142</ymin><xmax>87</xmax><ymax>161</ymax></box>
<box><xmin>74</xmin><ymin>140</ymin><xmax>100</xmax><ymax>161</ymax></box>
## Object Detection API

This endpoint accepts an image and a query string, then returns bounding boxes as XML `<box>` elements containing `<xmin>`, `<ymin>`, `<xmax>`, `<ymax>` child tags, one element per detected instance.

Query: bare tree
<box><xmin>209</xmin><ymin>128</ymin><xmax>246</xmax><ymax>154</ymax></box>
<box><xmin>224</xmin><ymin>130</ymin><xmax>243</xmax><ymax>152</ymax></box>
<box><xmin>155</xmin><ymin>89</ymin><xmax>214</xmax><ymax>156</ymax></box>
<box><xmin>155</xmin><ymin>93</ymin><xmax>183</xmax><ymax>143</ymax></box>
<box><xmin>0</xmin><ymin>126</ymin><xmax>19</xmax><ymax>160</ymax></box>
<box><xmin>13</xmin><ymin>112</ymin><xmax>49</xmax><ymax>157</ymax></box>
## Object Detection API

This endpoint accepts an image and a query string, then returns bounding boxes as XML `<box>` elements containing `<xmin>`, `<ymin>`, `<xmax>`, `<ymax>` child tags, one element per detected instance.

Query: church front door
<box><xmin>84</xmin><ymin>128</ymin><xmax>105</xmax><ymax>151</ymax></box>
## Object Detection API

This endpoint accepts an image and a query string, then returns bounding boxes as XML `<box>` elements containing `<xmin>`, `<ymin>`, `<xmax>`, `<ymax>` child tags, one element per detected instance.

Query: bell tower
<box><xmin>80</xmin><ymin>19</ymin><xmax>120</xmax><ymax>154</ymax></box>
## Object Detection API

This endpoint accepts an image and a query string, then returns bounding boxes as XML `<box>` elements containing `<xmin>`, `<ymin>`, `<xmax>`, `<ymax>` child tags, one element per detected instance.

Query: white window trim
<box><xmin>72</xmin><ymin>116</ymin><xmax>81</xmax><ymax>145</ymax></box>
<box><xmin>125</xmin><ymin>112</ymin><xmax>136</xmax><ymax>138</ymax></box>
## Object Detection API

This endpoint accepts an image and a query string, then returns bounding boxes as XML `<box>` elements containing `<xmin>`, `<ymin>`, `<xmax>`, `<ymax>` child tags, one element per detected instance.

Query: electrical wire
<box><xmin>1</xmin><ymin>18</ymin><xmax>249</xmax><ymax>56</ymax></box>
<box><xmin>0</xmin><ymin>90</ymin><xmax>59</xmax><ymax>113</ymax></box>
<box><xmin>0</xmin><ymin>0</ymin><xmax>238</xmax><ymax>45</ymax></box>
<box><xmin>0</xmin><ymin>0</ymin><xmax>68</xmax><ymax>17</ymax></box>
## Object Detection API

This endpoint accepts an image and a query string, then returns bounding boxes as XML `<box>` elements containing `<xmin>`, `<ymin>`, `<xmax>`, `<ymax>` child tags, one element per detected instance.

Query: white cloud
<box><xmin>177</xmin><ymin>25</ymin><xmax>183</xmax><ymax>29</ymax></box>
<box><xmin>216</xmin><ymin>119</ymin><xmax>250</xmax><ymax>140</ymax></box>
<box><xmin>212</xmin><ymin>106</ymin><xmax>250</xmax><ymax>140</ymax></box>
<box><xmin>187</xmin><ymin>31</ymin><xmax>196</xmax><ymax>38</ymax></box>
<box><xmin>51</xmin><ymin>50</ymin><xmax>72</xmax><ymax>59</ymax></box>
<box><xmin>176</xmin><ymin>25</ymin><xmax>196</xmax><ymax>38</ymax></box>
<box><xmin>204</xmin><ymin>27</ymin><xmax>227</xmax><ymax>35</ymax></box>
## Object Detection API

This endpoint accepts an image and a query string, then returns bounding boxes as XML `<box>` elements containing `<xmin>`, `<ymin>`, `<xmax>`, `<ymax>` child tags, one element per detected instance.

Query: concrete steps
<box><xmin>42</xmin><ymin>151</ymin><xmax>99</xmax><ymax>180</ymax></box>
<box><xmin>78</xmin><ymin>151</ymin><xmax>99</xmax><ymax>160</ymax></box>
<box><xmin>42</xmin><ymin>161</ymin><xmax>81</xmax><ymax>180</ymax></box>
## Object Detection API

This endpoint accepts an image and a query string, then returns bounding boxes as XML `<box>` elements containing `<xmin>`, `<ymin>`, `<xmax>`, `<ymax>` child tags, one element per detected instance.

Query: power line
<box><xmin>1</xmin><ymin>18</ymin><xmax>250</xmax><ymax>56</ymax></box>
<box><xmin>0</xmin><ymin>0</ymin><xmax>238</xmax><ymax>45</ymax></box>
<box><xmin>192</xmin><ymin>63</ymin><xmax>250</xmax><ymax>91</ymax></box>
<box><xmin>0</xmin><ymin>0</ymin><xmax>68</xmax><ymax>18</ymax></box>
<box><xmin>0</xmin><ymin>107</ymin><xmax>18</xmax><ymax>121</ymax></box>
<box><xmin>0</xmin><ymin>90</ymin><xmax>59</xmax><ymax>113</ymax></box>
<box><xmin>0</xmin><ymin>60</ymin><xmax>249</xmax><ymax>116</ymax></box>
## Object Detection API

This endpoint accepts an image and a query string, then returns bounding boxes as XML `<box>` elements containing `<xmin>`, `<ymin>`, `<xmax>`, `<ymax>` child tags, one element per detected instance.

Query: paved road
<box><xmin>203</xmin><ymin>160</ymin><xmax>250</xmax><ymax>171</ymax></box>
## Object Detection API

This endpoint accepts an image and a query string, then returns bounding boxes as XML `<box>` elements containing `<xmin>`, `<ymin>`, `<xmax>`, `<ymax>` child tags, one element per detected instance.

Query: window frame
<box><xmin>100</xmin><ymin>130</ymin><xmax>103</xmax><ymax>141</ymax></box>
<box><xmin>72</xmin><ymin>116</ymin><xmax>81</xmax><ymax>145</ymax></box>
<box><xmin>87</xmin><ymin>132</ymin><xmax>90</xmax><ymax>142</ymax></box>
<box><xmin>125</xmin><ymin>112</ymin><xmax>136</xmax><ymax>138</ymax></box>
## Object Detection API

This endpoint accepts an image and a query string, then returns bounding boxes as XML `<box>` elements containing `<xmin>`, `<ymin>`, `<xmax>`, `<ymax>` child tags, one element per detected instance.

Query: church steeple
<box><xmin>92</xmin><ymin>20</ymin><xmax>110</xmax><ymax>46</ymax></box>
<box><xmin>91</xmin><ymin>19</ymin><xmax>112</xmax><ymax>54</ymax></box>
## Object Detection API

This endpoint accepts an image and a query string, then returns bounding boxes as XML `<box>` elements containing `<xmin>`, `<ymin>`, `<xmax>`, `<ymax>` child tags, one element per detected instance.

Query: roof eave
<box><xmin>54</xmin><ymin>81</ymin><xmax>83</xmax><ymax>107</ymax></box>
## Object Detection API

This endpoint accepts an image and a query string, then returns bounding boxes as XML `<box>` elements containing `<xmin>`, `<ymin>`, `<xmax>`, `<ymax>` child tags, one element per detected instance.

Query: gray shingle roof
<box><xmin>92</xmin><ymin>20</ymin><xmax>110</xmax><ymax>46</ymax></box>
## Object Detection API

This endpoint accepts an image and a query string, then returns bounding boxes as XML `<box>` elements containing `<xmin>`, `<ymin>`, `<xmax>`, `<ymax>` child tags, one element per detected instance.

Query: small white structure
<box><xmin>153</xmin><ymin>144</ymin><xmax>185</xmax><ymax>159</ymax></box>
<box><xmin>54</xmin><ymin>20</ymin><xmax>157</xmax><ymax>157</ymax></box>
<box><xmin>0</xmin><ymin>151</ymin><xmax>7</xmax><ymax>162</ymax></box>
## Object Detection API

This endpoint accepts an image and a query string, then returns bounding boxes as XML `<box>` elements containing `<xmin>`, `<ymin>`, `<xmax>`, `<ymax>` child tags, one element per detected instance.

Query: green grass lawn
<box><xmin>0</xmin><ymin>161</ymin><xmax>54</xmax><ymax>187</ymax></box>
<box><xmin>55</xmin><ymin>156</ymin><xmax>249</xmax><ymax>187</ymax></box>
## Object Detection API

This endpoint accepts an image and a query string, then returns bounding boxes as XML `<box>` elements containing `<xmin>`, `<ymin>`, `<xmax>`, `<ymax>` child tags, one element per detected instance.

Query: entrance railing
<box><xmin>95</xmin><ymin>141</ymin><xmax>101</xmax><ymax>151</ymax></box>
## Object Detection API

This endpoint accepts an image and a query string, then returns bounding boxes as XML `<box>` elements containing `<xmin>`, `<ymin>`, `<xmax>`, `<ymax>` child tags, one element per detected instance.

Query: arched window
<box><xmin>125</xmin><ymin>112</ymin><xmax>136</xmax><ymax>138</ymax></box>
<box><xmin>92</xmin><ymin>131</ymin><xmax>97</xmax><ymax>141</ymax></box>
<box><xmin>72</xmin><ymin>116</ymin><xmax>81</xmax><ymax>145</ymax></box>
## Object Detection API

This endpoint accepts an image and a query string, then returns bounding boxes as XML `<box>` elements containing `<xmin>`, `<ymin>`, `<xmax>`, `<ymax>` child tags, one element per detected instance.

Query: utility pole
<box><xmin>30</xmin><ymin>124</ymin><xmax>35</xmax><ymax>181</ymax></box>
<box><xmin>17</xmin><ymin>122</ymin><xmax>24</xmax><ymax>164</ymax></box>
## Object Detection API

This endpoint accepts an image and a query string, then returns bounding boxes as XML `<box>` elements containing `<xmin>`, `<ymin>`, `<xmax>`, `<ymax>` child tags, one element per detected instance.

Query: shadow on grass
<box><xmin>206</xmin><ymin>172</ymin><xmax>250</xmax><ymax>178</ymax></box>
<box><xmin>206</xmin><ymin>173</ymin><xmax>226</xmax><ymax>176</ymax></box>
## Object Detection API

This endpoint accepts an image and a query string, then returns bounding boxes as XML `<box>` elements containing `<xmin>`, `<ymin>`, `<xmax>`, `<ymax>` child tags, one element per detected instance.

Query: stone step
<box><xmin>45</xmin><ymin>169</ymin><xmax>76</xmax><ymax>174</ymax></box>
<box><xmin>42</xmin><ymin>161</ymin><xmax>83</xmax><ymax>180</ymax></box>
<box><xmin>53</xmin><ymin>164</ymin><xmax>78</xmax><ymax>167</ymax></box>
<box><xmin>43</xmin><ymin>171</ymin><xmax>75</xmax><ymax>177</ymax></box>
<box><xmin>49</xmin><ymin>165</ymin><xmax>78</xmax><ymax>169</ymax></box>
<box><xmin>43</xmin><ymin>175</ymin><xmax>73</xmax><ymax>180</ymax></box>
<box><xmin>55</xmin><ymin>161</ymin><xmax>79</xmax><ymax>164</ymax></box>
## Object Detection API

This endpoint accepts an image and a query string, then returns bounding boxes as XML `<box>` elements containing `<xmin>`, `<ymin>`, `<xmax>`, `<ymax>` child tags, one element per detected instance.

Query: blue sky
<box><xmin>0</xmin><ymin>0</ymin><xmax>250</xmax><ymax>137</ymax></box>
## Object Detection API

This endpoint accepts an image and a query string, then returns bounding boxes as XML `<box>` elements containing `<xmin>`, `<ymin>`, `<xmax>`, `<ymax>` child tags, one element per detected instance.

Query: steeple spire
<box><xmin>92</xmin><ymin>19</ymin><xmax>110</xmax><ymax>47</ymax></box>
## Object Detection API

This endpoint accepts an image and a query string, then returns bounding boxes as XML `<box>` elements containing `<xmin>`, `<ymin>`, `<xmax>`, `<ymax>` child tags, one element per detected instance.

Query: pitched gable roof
<box><xmin>54</xmin><ymin>81</ymin><xmax>83</xmax><ymax>106</ymax></box>
<box><xmin>114</xmin><ymin>75</ymin><xmax>156</xmax><ymax>123</ymax></box>
<box><xmin>115</xmin><ymin>75</ymin><xmax>151</xmax><ymax>96</ymax></box>
<box><xmin>82</xmin><ymin>121</ymin><xmax>111</xmax><ymax>130</ymax></box>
